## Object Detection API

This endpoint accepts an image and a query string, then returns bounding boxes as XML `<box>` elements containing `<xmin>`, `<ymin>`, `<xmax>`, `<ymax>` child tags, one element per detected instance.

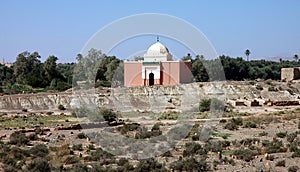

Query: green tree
<box><xmin>192</xmin><ymin>55</ymin><xmax>209</xmax><ymax>82</ymax></box>
<box><xmin>293</xmin><ymin>54</ymin><xmax>299</xmax><ymax>61</ymax></box>
<box><xmin>43</xmin><ymin>55</ymin><xmax>58</xmax><ymax>84</ymax></box>
<box><xmin>14</xmin><ymin>51</ymin><xmax>45</xmax><ymax>87</ymax></box>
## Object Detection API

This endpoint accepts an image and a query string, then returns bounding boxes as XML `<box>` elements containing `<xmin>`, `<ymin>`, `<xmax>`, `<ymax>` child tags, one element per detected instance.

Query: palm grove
<box><xmin>0</xmin><ymin>49</ymin><xmax>299</xmax><ymax>94</ymax></box>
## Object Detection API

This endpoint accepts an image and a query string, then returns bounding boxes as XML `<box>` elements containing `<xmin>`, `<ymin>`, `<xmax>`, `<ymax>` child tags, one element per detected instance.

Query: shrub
<box><xmin>199</xmin><ymin>99</ymin><xmax>211</xmax><ymax>112</ymax></box>
<box><xmin>58</xmin><ymin>104</ymin><xmax>66</xmax><ymax>110</ymax></box>
<box><xmin>265</xmin><ymin>138</ymin><xmax>287</xmax><ymax>154</ymax></box>
<box><xmin>30</xmin><ymin>144</ymin><xmax>49</xmax><ymax>158</ymax></box>
<box><xmin>288</xmin><ymin>166</ymin><xmax>299</xmax><ymax>172</ymax></box>
<box><xmin>28</xmin><ymin>133</ymin><xmax>39</xmax><ymax>141</ymax></box>
<box><xmin>276</xmin><ymin>132</ymin><xmax>287</xmax><ymax>138</ymax></box>
<box><xmin>27</xmin><ymin>158</ymin><xmax>51</xmax><ymax>172</ymax></box>
<box><xmin>199</xmin><ymin>98</ymin><xmax>224</xmax><ymax>112</ymax></box>
<box><xmin>100</xmin><ymin>108</ymin><xmax>117</xmax><ymax>122</ymax></box>
<box><xmin>117</xmin><ymin>123</ymin><xmax>140</xmax><ymax>135</ymax></box>
<box><xmin>135</xmin><ymin>158</ymin><xmax>167</xmax><ymax>172</ymax></box>
<box><xmin>292</xmin><ymin>148</ymin><xmax>300</xmax><ymax>158</ymax></box>
<box><xmin>158</xmin><ymin>111</ymin><xmax>178</xmax><ymax>120</ymax></box>
<box><xmin>244</xmin><ymin>121</ymin><xmax>257</xmax><ymax>128</ymax></box>
<box><xmin>183</xmin><ymin>142</ymin><xmax>207</xmax><ymax>157</ymax></box>
<box><xmin>9</xmin><ymin>147</ymin><xmax>30</xmax><ymax>160</ymax></box>
<box><xmin>170</xmin><ymin>158</ymin><xmax>209</xmax><ymax>171</ymax></box>
<box><xmin>73</xmin><ymin>144</ymin><xmax>83</xmax><ymax>151</ymax></box>
<box><xmin>65</xmin><ymin>156</ymin><xmax>80</xmax><ymax>164</ymax></box>
<box><xmin>298</xmin><ymin>121</ymin><xmax>300</xmax><ymax>129</ymax></box>
<box><xmin>287</xmin><ymin>132</ymin><xmax>297</xmax><ymax>143</ymax></box>
<box><xmin>275</xmin><ymin>160</ymin><xmax>285</xmax><ymax>167</ymax></box>
<box><xmin>233</xmin><ymin>148</ymin><xmax>259</xmax><ymax>162</ymax></box>
<box><xmin>135</xmin><ymin>127</ymin><xmax>152</xmax><ymax>139</ymax></box>
<box><xmin>224</xmin><ymin>117</ymin><xmax>243</xmax><ymax>130</ymax></box>
<box><xmin>77</xmin><ymin>132</ymin><xmax>87</xmax><ymax>139</ymax></box>
<box><xmin>259</xmin><ymin>131</ymin><xmax>268</xmax><ymax>136</ymax></box>
<box><xmin>9</xmin><ymin>131</ymin><xmax>29</xmax><ymax>146</ymax></box>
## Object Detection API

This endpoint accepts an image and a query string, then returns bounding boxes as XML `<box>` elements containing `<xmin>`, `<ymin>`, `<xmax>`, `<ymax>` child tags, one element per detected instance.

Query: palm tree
<box><xmin>245</xmin><ymin>49</ymin><xmax>251</xmax><ymax>61</ymax></box>
<box><xmin>293</xmin><ymin>54</ymin><xmax>299</xmax><ymax>61</ymax></box>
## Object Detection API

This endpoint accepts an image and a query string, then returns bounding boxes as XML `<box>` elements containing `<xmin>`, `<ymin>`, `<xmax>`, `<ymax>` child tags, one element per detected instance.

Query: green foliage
<box><xmin>77</xmin><ymin>132</ymin><xmax>87</xmax><ymax>139</ymax></box>
<box><xmin>264</xmin><ymin>138</ymin><xmax>287</xmax><ymax>154</ymax></box>
<box><xmin>183</xmin><ymin>142</ymin><xmax>208</xmax><ymax>157</ymax></box>
<box><xmin>158</xmin><ymin>111</ymin><xmax>178</xmax><ymax>120</ymax></box>
<box><xmin>26</xmin><ymin>158</ymin><xmax>51</xmax><ymax>172</ymax></box>
<box><xmin>170</xmin><ymin>157</ymin><xmax>209</xmax><ymax>171</ymax></box>
<box><xmin>276</xmin><ymin>131</ymin><xmax>287</xmax><ymax>138</ymax></box>
<box><xmin>292</xmin><ymin>148</ymin><xmax>300</xmax><ymax>158</ymax></box>
<box><xmin>9</xmin><ymin>131</ymin><xmax>29</xmax><ymax>146</ymax></box>
<box><xmin>3</xmin><ymin>84</ymin><xmax>34</xmax><ymax>94</ymax></box>
<box><xmin>199</xmin><ymin>98</ymin><xmax>224</xmax><ymax>112</ymax></box>
<box><xmin>224</xmin><ymin>117</ymin><xmax>243</xmax><ymax>130</ymax></box>
<box><xmin>288</xmin><ymin>166</ymin><xmax>299</xmax><ymax>172</ymax></box>
<box><xmin>135</xmin><ymin>158</ymin><xmax>167</xmax><ymax>172</ymax></box>
<box><xmin>72</xmin><ymin>144</ymin><xmax>83</xmax><ymax>151</ymax></box>
<box><xmin>275</xmin><ymin>160</ymin><xmax>285</xmax><ymax>167</ymax></box>
<box><xmin>100</xmin><ymin>108</ymin><xmax>117</xmax><ymax>122</ymax></box>
<box><xmin>135</xmin><ymin>127</ymin><xmax>152</xmax><ymax>139</ymax></box>
<box><xmin>117</xmin><ymin>123</ymin><xmax>140</xmax><ymax>134</ymax></box>
<box><xmin>233</xmin><ymin>148</ymin><xmax>259</xmax><ymax>162</ymax></box>
<box><xmin>199</xmin><ymin>99</ymin><xmax>211</xmax><ymax>112</ymax></box>
<box><xmin>244</xmin><ymin>121</ymin><xmax>257</xmax><ymax>128</ymax></box>
<box><xmin>30</xmin><ymin>144</ymin><xmax>49</xmax><ymax>158</ymax></box>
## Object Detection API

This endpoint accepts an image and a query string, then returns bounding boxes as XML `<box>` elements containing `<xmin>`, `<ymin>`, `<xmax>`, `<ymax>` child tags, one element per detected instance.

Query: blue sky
<box><xmin>0</xmin><ymin>0</ymin><xmax>300</xmax><ymax>62</ymax></box>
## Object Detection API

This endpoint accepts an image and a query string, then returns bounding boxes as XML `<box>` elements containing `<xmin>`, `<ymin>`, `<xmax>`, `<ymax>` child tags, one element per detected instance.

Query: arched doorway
<box><xmin>149</xmin><ymin>73</ymin><xmax>154</xmax><ymax>86</ymax></box>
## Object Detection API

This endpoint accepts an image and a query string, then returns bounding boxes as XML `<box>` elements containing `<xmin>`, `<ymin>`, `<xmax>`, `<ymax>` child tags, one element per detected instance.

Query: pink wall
<box><xmin>124</xmin><ymin>61</ymin><xmax>192</xmax><ymax>87</ymax></box>
<box><xmin>124</xmin><ymin>62</ymin><xmax>142</xmax><ymax>86</ymax></box>
<box><xmin>161</xmin><ymin>62</ymin><xmax>180</xmax><ymax>85</ymax></box>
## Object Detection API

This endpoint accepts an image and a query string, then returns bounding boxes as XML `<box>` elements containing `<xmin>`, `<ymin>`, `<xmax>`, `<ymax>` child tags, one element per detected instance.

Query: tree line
<box><xmin>0</xmin><ymin>49</ymin><xmax>299</xmax><ymax>94</ymax></box>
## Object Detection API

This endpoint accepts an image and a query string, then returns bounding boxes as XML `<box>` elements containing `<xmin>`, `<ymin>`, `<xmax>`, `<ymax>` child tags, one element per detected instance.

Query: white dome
<box><xmin>146</xmin><ymin>42</ymin><xmax>169</xmax><ymax>55</ymax></box>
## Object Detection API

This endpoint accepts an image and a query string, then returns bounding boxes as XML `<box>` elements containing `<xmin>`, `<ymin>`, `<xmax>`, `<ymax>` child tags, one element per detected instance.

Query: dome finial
<box><xmin>157</xmin><ymin>35</ymin><xmax>159</xmax><ymax>42</ymax></box>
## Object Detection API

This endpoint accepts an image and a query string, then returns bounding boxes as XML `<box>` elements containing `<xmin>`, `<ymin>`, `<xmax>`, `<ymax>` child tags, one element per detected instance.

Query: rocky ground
<box><xmin>0</xmin><ymin>80</ymin><xmax>300</xmax><ymax>171</ymax></box>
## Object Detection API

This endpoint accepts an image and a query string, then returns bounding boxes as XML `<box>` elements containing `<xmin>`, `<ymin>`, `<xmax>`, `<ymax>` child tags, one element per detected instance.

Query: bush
<box><xmin>183</xmin><ymin>142</ymin><xmax>207</xmax><ymax>157</ymax></box>
<box><xmin>265</xmin><ymin>138</ymin><xmax>287</xmax><ymax>154</ymax></box>
<box><xmin>117</xmin><ymin>123</ymin><xmax>140</xmax><ymax>135</ymax></box>
<box><xmin>9</xmin><ymin>131</ymin><xmax>29</xmax><ymax>146</ymax></box>
<box><xmin>65</xmin><ymin>156</ymin><xmax>80</xmax><ymax>164</ymax></box>
<box><xmin>199</xmin><ymin>99</ymin><xmax>211</xmax><ymax>112</ymax></box>
<box><xmin>158</xmin><ymin>111</ymin><xmax>178</xmax><ymax>120</ymax></box>
<box><xmin>233</xmin><ymin>148</ymin><xmax>258</xmax><ymax>162</ymax></box>
<box><xmin>30</xmin><ymin>144</ymin><xmax>49</xmax><ymax>158</ymax></box>
<box><xmin>58</xmin><ymin>104</ymin><xmax>66</xmax><ymax>110</ymax></box>
<box><xmin>100</xmin><ymin>108</ymin><xmax>117</xmax><ymax>122</ymax></box>
<box><xmin>292</xmin><ymin>148</ymin><xmax>300</xmax><ymax>158</ymax></box>
<box><xmin>27</xmin><ymin>158</ymin><xmax>51</xmax><ymax>172</ymax></box>
<box><xmin>288</xmin><ymin>166</ymin><xmax>299</xmax><ymax>172</ymax></box>
<box><xmin>170</xmin><ymin>158</ymin><xmax>209</xmax><ymax>171</ymax></box>
<box><xmin>28</xmin><ymin>133</ymin><xmax>39</xmax><ymax>141</ymax></box>
<box><xmin>276</xmin><ymin>132</ymin><xmax>287</xmax><ymax>138</ymax></box>
<box><xmin>244</xmin><ymin>121</ymin><xmax>257</xmax><ymax>128</ymax></box>
<box><xmin>199</xmin><ymin>98</ymin><xmax>224</xmax><ymax>112</ymax></box>
<box><xmin>259</xmin><ymin>131</ymin><xmax>268</xmax><ymax>136</ymax></box>
<box><xmin>275</xmin><ymin>160</ymin><xmax>285</xmax><ymax>167</ymax></box>
<box><xmin>135</xmin><ymin>158</ymin><xmax>167</xmax><ymax>172</ymax></box>
<box><xmin>73</xmin><ymin>144</ymin><xmax>83</xmax><ymax>151</ymax></box>
<box><xmin>287</xmin><ymin>132</ymin><xmax>297</xmax><ymax>143</ymax></box>
<box><xmin>77</xmin><ymin>132</ymin><xmax>87</xmax><ymax>139</ymax></box>
<box><xmin>224</xmin><ymin>117</ymin><xmax>243</xmax><ymax>130</ymax></box>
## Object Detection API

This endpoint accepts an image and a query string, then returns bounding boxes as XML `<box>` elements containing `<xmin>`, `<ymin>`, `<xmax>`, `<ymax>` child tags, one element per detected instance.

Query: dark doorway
<box><xmin>149</xmin><ymin>73</ymin><xmax>154</xmax><ymax>86</ymax></box>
